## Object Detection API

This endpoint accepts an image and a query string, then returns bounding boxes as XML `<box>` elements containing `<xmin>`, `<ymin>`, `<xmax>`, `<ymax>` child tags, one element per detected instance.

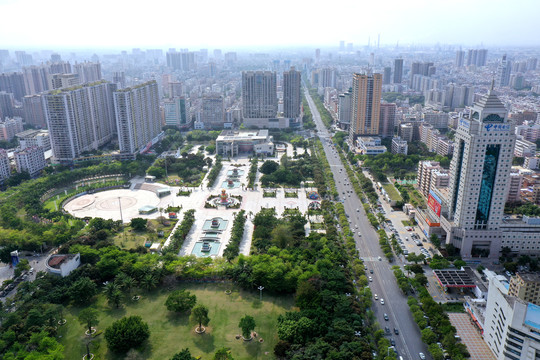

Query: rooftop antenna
<box><xmin>377</xmin><ymin>34</ymin><xmax>380</xmax><ymax>49</ymax></box>
<box><xmin>368</xmin><ymin>36</ymin><xmax>370</xmax><ymax>48</ymax></box>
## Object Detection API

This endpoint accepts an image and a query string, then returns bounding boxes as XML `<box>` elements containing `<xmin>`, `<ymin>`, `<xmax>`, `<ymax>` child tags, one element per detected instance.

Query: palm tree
<box><xmin>103</xmin><ymin>282</ymin><xmax>119</xmax><ymax>298</ymax></box>
<box><xmin>107</xmin><ymin>289</ymin><xmax>123</xmax><ymax>308</ymax></box>
<box><xmin>140</xmin><ymin>274</ymin><xmax>157</xmax><ymax>292</ymax></box>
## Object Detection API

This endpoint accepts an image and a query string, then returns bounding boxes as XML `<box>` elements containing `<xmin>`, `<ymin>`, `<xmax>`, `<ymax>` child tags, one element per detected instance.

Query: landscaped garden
<box><xmin>59</xmin><ymin>283</ymin><xmax>293</xmax><ymax>359</ymax></box>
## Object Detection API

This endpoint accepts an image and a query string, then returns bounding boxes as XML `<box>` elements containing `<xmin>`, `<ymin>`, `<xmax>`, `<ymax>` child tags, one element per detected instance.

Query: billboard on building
<box><xmin>428</xmin><ymin>190</ymin><xmax>442</xmax><ymax>217</ymax></box>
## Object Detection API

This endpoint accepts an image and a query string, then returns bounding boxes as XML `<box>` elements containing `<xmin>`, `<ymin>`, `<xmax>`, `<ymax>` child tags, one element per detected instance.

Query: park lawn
<box><xmin>382</xmin><ymin>183</ymin><xmax>402</xmax><ymax>202</ymax></box>
<box><xmin>112</xmin><ymin>219</ymin><xmax>178</xmax><ymax>250</ymax></box>
<box><xmin>43</xmin><ymin>188</ymin><xmax>78</xmax><ymax>211</ymax></box>
<box><xmin>59</xmin><ymin>282</ymin><xmax>294</xmax><ymax>360</ymax></box>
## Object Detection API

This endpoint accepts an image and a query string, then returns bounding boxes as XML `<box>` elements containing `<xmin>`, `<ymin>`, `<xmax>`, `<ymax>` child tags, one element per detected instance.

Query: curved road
<box><xmin>304</xmin><ymin>87</ymin><xmax>430</xmax><ymax>360</ymax></box>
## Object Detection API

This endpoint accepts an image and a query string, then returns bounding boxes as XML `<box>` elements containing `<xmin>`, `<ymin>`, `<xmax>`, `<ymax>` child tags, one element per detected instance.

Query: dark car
<box><xmin>390</xmin><ymin>338</ymin><xmax>395</xmax><ymax>346</ymax></box>
<box><xmin>384</xmin><ymin>313</ymin><xmax>389</xmax><ymax>321</ymax></box>
<box><xmin>394</xmin><ymin>328</ymin><xmax>399</xmax><ymax>335</ymax></box>
<box><xmin>370</xmin><ymin>269</ymin><xmax>374</xmax><ymax>274</ymax></box>
<box><xmin>385</xmin><ymin>326</ymin><xmax>390</xmax><ymax>334</ymax></box>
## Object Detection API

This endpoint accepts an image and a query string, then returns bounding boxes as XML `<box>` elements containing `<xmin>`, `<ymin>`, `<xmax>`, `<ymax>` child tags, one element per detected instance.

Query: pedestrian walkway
<box><xmin>448</xmin><ymin>313</ymin><xmax>495</xmax><ymax>360</ymax></box>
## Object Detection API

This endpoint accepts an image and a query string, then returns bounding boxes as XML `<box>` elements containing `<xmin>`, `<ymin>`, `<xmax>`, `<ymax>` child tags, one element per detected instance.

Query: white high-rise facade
<box><xmin>0</xmin><ymin>149</ymin><xmax>10</xmax><ymax>182</ymax></box>
<box><xmin>114</xmin><ymin>81</ymin><xmax>161</xmax><ymax>154</ymax></box>
<box><xmin>14</xmin><ymin>146</ymin><xmax>46</xmax><ymax>177</ymax></box>
<box><xmin>42</xmin><ymin>81</ymin><xmax>117</xmax><ymax>163</ymax></box>
<box><xmin>283</xmin><ymin>67</ymin><xmax>301</xmax><ymax>119</ymax></box>
<box><xmin>242</xmin><ymin>71</ymin><xmax>277</xmax><ymax>119</ymax></box>
<box><xmin>443</xmin><ymin>85</ymin><xmax>516</xmax><ymax>256</ymax></box>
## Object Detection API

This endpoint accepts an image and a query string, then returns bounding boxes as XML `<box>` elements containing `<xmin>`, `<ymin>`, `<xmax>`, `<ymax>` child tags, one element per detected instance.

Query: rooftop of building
<box><xmin>434</xmin><ymin>269</ymin><xmax>476</xmax><ymax>288</ymax></box>
<box><xmin>217</xmin><ymin>129</ymin><xmax>270</xmax><ymax>141</ymax></box>
<box><xmin>47</xmin><ymin>254</ymin><xmax>78</xmax><ymax>269</ymax></box>
<box><xmin>515</xmin><ymin>273</ymin><xmax>540</xmax><ymax>283</ymax></box>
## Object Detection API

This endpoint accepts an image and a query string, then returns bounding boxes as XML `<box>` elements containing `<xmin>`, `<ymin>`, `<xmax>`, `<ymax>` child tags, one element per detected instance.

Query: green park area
<box><xmin>112</xmin><ymin>219</ymin><xmax>178</xmax><ymax>250</ymax></box>
<box><xmin>59</xmin><ymin>283</ymin><xmax>294</xmax><ymax>360</ymax></box>
<box><xmin>382</xmin><ymin>183</ymin><xmax>402</xmax><ymax>202</ymax></box>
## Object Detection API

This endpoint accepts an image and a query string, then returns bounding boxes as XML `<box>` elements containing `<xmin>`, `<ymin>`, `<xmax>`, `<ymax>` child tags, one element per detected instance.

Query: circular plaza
<box><xmin>63</xmin><ymin>188</ymin><xmax>165</xmax><ymax>222</ymax></box>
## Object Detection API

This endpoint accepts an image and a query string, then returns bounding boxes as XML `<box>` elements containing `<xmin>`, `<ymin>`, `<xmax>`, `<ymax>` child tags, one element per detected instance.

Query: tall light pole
<box><xmin>118</xmin><ymin>197</ymin><xmax>124</xmax><ymax>224</ymax></box>
<box><xmin>258</xmin><ymin>286</ymin><xmax>264</xmax><ymax>301</ymax></box>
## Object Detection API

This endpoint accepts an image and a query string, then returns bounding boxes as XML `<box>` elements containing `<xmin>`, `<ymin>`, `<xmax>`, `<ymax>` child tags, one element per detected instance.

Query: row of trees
<box><xmin>222</xmin><ymin>210</ymin><xmax>246</xmax><ymax>261</ymax></box>
<box><xmin>407</xmin><ymin>290</ymin><xmax>470</xmax><ymax>360</ymax></box>
<box><xmin>163</xmin><ymin>209</ymin><xmax>196</xmax><ymax>254</ymax></box>
<box><xmin>247</xmin><ymin>158</ymin><xmax>258</xmax><ymax>188</ymax></box>
<box><xmin>206</xmin><ymin>156</ymin><xmax>223</xmax><ymax>187</ymax></box>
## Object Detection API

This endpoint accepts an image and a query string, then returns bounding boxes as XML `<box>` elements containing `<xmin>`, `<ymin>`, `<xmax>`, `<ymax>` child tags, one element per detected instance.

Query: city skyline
<box><xmin>1</xmin><ymin>0</ymin><xmax>540</xmax><ymax>49</ymax></box>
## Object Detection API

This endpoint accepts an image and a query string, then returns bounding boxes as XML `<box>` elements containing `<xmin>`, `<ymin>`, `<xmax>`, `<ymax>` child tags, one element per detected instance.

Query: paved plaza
<box><xmin>63</xmin><ymin>153</ymin><xmax>315</xmax><ymax>258</ymax></box>
<box><xmin>448</xmin><ymin>313</ymin><xmax>495</xmax><ymax>360</ymax></box>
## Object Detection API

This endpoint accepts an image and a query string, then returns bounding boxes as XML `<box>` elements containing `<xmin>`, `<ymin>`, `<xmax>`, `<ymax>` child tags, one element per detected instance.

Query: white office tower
<box><xmin>283</xmin><ymin>67</ymin><xmax>301</xmax><ymax>119</ymax></box>
<box><xmin>242</xmin><ymin>71</ymin><xmax>277</xmax><ymax>119</ymax></box>
<box><xmin>497</xmin><ymin>55</ymin><xmax>512</xmax><ymax>88</ymax></box>
<box><xmin>163</xmin><ymin>97</ymin><xmax>189</xmax><ymax>128</ymax></box>
<box><xmin>14</xmin><ymin>146</ymin><xmax>46</xmax><ymax>177</ymax></box>
<box><xmin>42</xmin><ymin>81</ymin><xmax>117</xmax><ymax>164</ymax></box>
<box><xmin>0</xmin><ymin>148</ymin><xmax>10</xmax><ymax>182</ymax></box>
<box><xmin>114</xmin><ymin>81</ymin><xmax>161</xmax><ymax>154</ymax></box>
<box><xmin>484</xmin><ymin>272</ymin><xmax>540</xmax><ymax>360</ymax></box>
<box><xmin>445</xmin><ymin>83</ymin><xmax>516</xmax><ymax>256</ymax></box>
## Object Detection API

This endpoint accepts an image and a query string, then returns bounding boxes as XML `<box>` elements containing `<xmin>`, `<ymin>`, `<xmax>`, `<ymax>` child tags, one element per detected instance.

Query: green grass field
<box><xmin>382</xmin><ymin>183</ymin><xmax>402</xmax><ymax>202</ymax></box>
<box><xmin>112</xmin><ymin>220</ymin><xmax>177</xmax><ymax>250</ymax></box>
<box><xmin>59</xmin><ymin>283</ymin><xmax>294</xmax><ymax>360</ymax></box>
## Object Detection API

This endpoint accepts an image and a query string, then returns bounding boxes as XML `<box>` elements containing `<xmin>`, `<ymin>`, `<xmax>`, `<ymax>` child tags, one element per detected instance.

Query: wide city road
<box><xmin>304</xmin><ymin>87</ymin><xmax>430</xmax><ymax>360</ymax></box>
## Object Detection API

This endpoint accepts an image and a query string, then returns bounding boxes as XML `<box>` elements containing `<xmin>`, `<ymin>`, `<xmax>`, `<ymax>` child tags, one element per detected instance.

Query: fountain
<box><xmin>220</xmin><ymin>189</ymin><xmax>230</xmax><ymax>205</ymax></box>
<box><xmin>227</xmin><ymin>179</ymin><xmax>234</xmax><ymax>188</ymax></box>
<box><xmin>210</xmin><ymin>189</ymin><xmax>240</xmax><ymax>208</ymax></box>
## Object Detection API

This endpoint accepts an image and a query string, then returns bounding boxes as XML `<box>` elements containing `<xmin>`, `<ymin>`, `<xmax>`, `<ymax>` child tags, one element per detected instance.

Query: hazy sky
<box><xmin>1</xmin><ymin>0</ymin><xmax>539</xmax><ymax>50</ymax></box>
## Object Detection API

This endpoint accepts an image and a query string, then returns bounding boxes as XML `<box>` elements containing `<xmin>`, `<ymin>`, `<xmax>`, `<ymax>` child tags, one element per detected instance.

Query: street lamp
<box><xmin>258</xmin><ymin>286</ymin><xmax>264</xmax><ymax>301</ymax></box>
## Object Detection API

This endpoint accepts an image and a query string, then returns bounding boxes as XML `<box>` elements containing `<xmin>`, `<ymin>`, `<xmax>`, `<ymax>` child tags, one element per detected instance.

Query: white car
<box><xmin>369</xmin><ymin>276</ymin><xmax>373</xmax><ymax>282</ymax></box>
<box><xmin>374</xmin><ymin>294</ymin><xmax>378</xmax><ymax>300</ymax></box>
<box><xmin>378</xmin><ymin>256</ymin><xmax>382</xmax><ymax>261</ymax></box>
<box><xmin>380</xmin><ymin>298</ymin><xmax>385</xmax><ymax>305</ymax></box>
<box><xmin>419</xmin><ymin>353</ymin><xmax>426</xmax><ymax>360</ymax></box>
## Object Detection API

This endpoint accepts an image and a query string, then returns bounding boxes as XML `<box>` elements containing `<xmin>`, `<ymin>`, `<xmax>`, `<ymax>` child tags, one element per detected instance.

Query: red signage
<box><xmin>428</xmin><ymin>194</ymin><xmax>442</xmax><ymax>217</ymax></box>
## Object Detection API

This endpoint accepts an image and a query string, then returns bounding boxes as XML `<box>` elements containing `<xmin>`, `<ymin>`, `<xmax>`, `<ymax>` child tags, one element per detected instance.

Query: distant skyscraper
<box><xmin>48</xmin><ymin>73</ymin><xmax>79</xmax><ymax>90</ymax></box>
<box><xmin>201</xmin><ymin>95</ymin><xmax>224</xmax><ymax>129</ymax></box>
<box><xmin>383</xmin><ymin>67</ymin><xmax>392</xmax><ymax>84</ymax></box>
<box><xmin>0</xmin><ymin>91</ymin><xmax>15</xmax><ymax>118</ymax></box>
<box><xmin>379</xmin><ymin>103</ymin><xmax>397</xmax><ymax>138</ymax></box>
<box><xmin>242</xmin><ymin>71</ymin><xmax>277</xmax><ymax>119</ymax></box>
<box><xmin>43</xmin><ymin>81</ymin><xmax>117</xmax><ymax>163</ymax></box>
<box><xmin>497</xmin><ymin>54</ymin><xmax>512</xmax><ymax>87</ymax></box>
<box><xmin>168</xmin><ymin>82</ymin><xmax>183</xmax><ymax>98</ymax></box>
<box><xmin>213</xmin><ymin>49</ymin><xmax>222</xmax><ymax>60</ymax></box>
<box><xmin>283</xmin><ymin>67</ymin><xmax>301</xmax><ymax>118</ymax></box>
<box><xmin>23</xmin><ymin>95</ymin><xmax>47</xmax><ymax>128</ymax></box>
<box><xmin>339</xmin><ymin>41</ymin><xmax>345</xmax><ymax>52</ymax></box>
<box><xmin>23</xmin><ymin>66</ymin><xmax>49</xmax><ymax>95</ymax></box>
<box><xmin>338</xmin><ymin>90</ymin><xmax>352</xmax><ymax>127</ymax></box>
<box><xmin>315</xmin><ymin>49</ymin><xmax>320</xmax><ymax>62</ymax></box>
<box><xmin>73</xmin><ymin>62</ymin><xmax>101</xmax><ymax>83</ymax></box>
<box><xmin>166</xmin><ymin>52</ymin><xmax>182</xmax><ymax>70</ymax></box>
<box><xmin>319</xmin><ymin>68</ymin><xmax>336</xmax><ymax>88</ymax></box>
<box><xmin>114</xmin><ymin>81</ymin><xmax>161</xmax><ymax>154</ymax></box>
<box><xmin>446</xmin><ymin>85</ymin><xmax>516</xmax><ymax>255</ymax></box>
<box><xmin>112</xmin><ymin>72</ymin><xmax>126</xmax><ymax>89</ymax></box>
<box><xmin>0</xmin><ymin>72</ymin><xmax>26</xmax><ymax>101</ymax></box>
<box><xmin>15</xmin><ymin>51</ymin><xmax>33</xmax><ymax>67</ymax></box>
<box><xmin>455</xmin><ymin>50</ymin><xmax>465</xmax><ymax>67</ymax></box>
<box><xmin>349</xmin><ymin>72</ymin><xmax>382</xmax><ymax>142</ymax></box>
<box><xmin>393</xmin><ymin>59</ymin><xmax>403</xmax><ymax>84</ymax></box>
<box><xmin>466</xmin><ymin>49</ymin><xmax>488</xmax><ymax>67</ymax></box>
